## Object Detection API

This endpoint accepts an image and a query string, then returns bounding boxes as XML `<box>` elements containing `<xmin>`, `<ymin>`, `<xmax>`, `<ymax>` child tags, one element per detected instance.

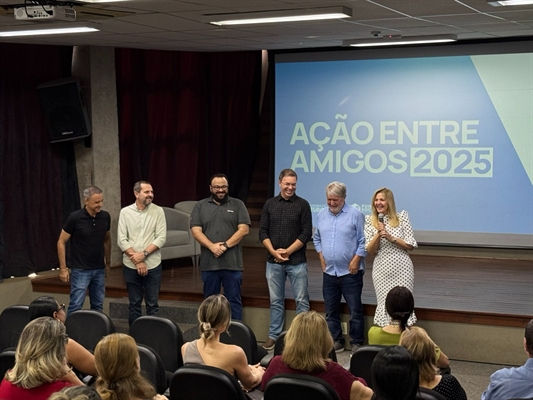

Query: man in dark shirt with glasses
<box><xmin>191</xmin><ymin>173</ymin><xmax>251</xmax><ymax>320</ymax></box>
<box><xmin>259</xmin><ymin>168</ymin><xmax>312</xmax><ymax>350</ymax></box>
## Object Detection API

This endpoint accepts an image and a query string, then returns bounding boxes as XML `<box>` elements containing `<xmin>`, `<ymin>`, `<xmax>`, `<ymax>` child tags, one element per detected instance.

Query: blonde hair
<box><xmin>6</xmin><ymin>317</ymin><xmax>68</xmax><ymax>389</ymax></box>
<box><xmin>371</xmin><ymin>187</ymin><xmax>399</xmax><ymax>228</ymax></box>
<box><xmin>197</xmin><ymin>294</ymin><xmax>231</xmax><ymax>343</ymax></box>
<box><xmin>400</xmin><ymin>326</ymin><xmax>438</xmax><ymax>383</ymax></box>
<box><xmin>282</xmin><ymin>311</ymin><xmax>334</xmax><ymax>372</ymax></box>
<box><xmin>94</xmin><ymin>333</ymin><xmax>155</xmax><ymax>400</ymax></box>
<box><xmin>48</xmin><ymin>386</ymin><xmax>102</xmax><ymax>400</ymax></box>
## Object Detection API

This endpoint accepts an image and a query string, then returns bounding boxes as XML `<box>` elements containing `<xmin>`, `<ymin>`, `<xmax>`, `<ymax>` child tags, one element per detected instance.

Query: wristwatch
<box><xmin>222</xmin><ymin>242</ymin><xmax>229</xmax><ymax>249</ymax></box>
<box><xmin>143</xmin><ymin>250</ymin><xmax>150</xmax><ymax>258</ymax></box>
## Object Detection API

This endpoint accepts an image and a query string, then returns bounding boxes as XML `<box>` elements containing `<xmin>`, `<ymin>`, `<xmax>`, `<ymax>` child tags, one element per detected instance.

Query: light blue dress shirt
<box><xmin>481</xmin><ymin>357</ymin><xmax>533</xmax><ymax>400</ymax></box>
<box><xmin>313</xmin><ymin>203</ymin><xmax>366</xmax><ymax>277</ymax></box>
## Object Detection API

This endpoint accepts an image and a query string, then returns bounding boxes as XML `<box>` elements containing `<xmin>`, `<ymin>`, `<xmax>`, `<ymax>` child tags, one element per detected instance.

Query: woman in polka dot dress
<box><xmin>364</xmin><ymin>187</ymin><xmax>418</xmax><ymax>327</ymax></box>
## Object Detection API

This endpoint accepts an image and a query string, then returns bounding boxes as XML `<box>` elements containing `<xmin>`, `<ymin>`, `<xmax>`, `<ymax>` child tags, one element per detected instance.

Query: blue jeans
<box><xmin>201</xmin><ymin>270</ymin><xmax>243</xmax><ymax>321</ymax></box>
<box><xmin>266</xmin><ymin>262</ymin><xmax>309</xmax><ymax>340</ymax></box>
<box><xmin>67</xmin><ymin>268</ymin><xmax>105</xmax><ymax>317</ymax></box>
<box><xmin>123</xmin><ymin>264</ymin><xmax>162</xmax><ymax>326</ymax></box>
<box><xmin>323</xmin><ymin>271</ymin><xmax>364</xmax><ymax>345</ymax></box>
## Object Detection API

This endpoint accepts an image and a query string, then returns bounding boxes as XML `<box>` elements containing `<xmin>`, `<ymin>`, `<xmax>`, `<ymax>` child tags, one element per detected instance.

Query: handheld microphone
<box><xmin>378</xmin><ymin>213</ymin><xmax>384</xmax><ymax>223</ymax></box>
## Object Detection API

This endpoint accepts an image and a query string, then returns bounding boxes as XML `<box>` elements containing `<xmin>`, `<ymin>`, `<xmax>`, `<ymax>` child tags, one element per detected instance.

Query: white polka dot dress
<box><xmin>364</xmin><ymin>210</ymin><xmax>418</xmax><ymax>327</ymax></box>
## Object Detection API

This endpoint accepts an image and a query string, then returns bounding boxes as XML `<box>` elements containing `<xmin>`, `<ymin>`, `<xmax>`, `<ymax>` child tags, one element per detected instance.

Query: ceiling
<box><xmin>0</xmin><ymin>0</ymin><xmax>532</xmax><ymax>52</ymax></box>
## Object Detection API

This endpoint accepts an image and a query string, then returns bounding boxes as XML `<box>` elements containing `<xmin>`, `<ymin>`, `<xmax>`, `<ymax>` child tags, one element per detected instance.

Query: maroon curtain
<box><xmin>115</xmin><ymin>48</ymin><xmax>262</xmax><ymax>207</ymax></box>
<box><xmin>0</xmin><ymin>43</ymin><xmax>74</xmax><ymax>278</ymax></box>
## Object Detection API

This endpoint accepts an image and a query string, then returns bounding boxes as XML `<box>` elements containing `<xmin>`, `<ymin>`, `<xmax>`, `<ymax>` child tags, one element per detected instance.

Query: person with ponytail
<box><xmin>368</xmin><ymin>286</ymin><xmax>414</xmax><ymax>345</ymax></box>
<box><xmin>181</xmin><ymin>294</ymin><xmax>264</xmax><ymax>390</ymax></box>
<box><xmin>94</xmin><ymin>333</ymin><xmax>167</xmax><ymax>400</ymax></box>
<box><xmin>368</xmin><ymin>286</ymin><xmax>449</xmax><ymax>369</ymax></box>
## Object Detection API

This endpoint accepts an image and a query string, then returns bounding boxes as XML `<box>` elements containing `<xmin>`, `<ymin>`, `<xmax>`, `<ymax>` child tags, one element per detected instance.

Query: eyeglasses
<box><xmin>61</xmin><ymin>333</ymin><xmax>69</xmax><ymax>344</ymax></box>
<box><xmin>211</xmin><ymin>185</ymin><xmax>228</xmax><ymax>190</ymax></box>
<box><xmin>57</xmin><ymin>304</ymin><xmax>66</xmax><ymax>312</ymax></box>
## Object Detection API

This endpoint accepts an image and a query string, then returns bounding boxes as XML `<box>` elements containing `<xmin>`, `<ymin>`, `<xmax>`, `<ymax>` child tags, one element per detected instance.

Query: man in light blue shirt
<box><xmin>482</xmin><ymin>319</ymin><xmax>533</xmax><ymax>400</ymax></box>
<box><xmin>313</xmin><ymin>181</ymin><xmax>366</xmax><ymax>354</ymax></box>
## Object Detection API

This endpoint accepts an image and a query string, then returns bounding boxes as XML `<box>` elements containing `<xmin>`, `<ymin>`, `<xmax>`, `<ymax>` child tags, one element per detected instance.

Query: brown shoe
<box><xmin>262</xmin><ymin>338</ymin><xmax>276</xmax><ymax>351</ymax></box>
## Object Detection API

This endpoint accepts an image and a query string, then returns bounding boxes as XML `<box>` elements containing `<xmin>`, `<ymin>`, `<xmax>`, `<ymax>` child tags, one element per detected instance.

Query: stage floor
<box><xmin>32</xmin><ymin>247</ymin><xmax>533</xmax><ymax>328</ymax></box>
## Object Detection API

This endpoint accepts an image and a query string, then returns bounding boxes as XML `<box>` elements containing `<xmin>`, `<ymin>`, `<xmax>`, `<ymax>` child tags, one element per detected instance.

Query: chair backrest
<box><xmin>220</xmin><ymin>320</ymin><xmax>266</xmax><ymax>365</ymax></box>
<box><xmin>65</xmin><ymin>310</ymin><xmax>115</xmax><ymax>352</ymax></box>
<box><xmin>0</xmin><ymin>305</ymin><xmax>29</xmax><ymax>351</ymax></box>
<box><xmin>169</xmin><ymin>363</ymin><xmax>246</xmax><ymax>400</ymax></box>
<box><xmin>264</xmin><ymin>373</ymin><xmax>340</xmax><ymax>400</ymax></box>
<box><xmin>173</xmin><ymin>201</ymin><xmax>197</xmax><ymax>214</ymax></box>
<box><xmin>130</xmin><ymin>315</ymin><xmax>184</xmax><ymax>372</ymax></box>
<box><xmin>507</xmin><ymin>398</ymin><xmax>533</xmax><ymax>400</ymax></box>
<box><xmin>417</xmin><ymin>387</ymin><xmax>448</xmax><ymax>400</ymax></box>
<box><xmin>349</xmin><ymin>344</ymin><xmax>387</xmax><ymax>389</ymax></box>
<box><xmin>0</xmin><ymin>348</ymin><xmax>16</xmax><ymax>380</ymax></box>
<box><xmin>273</xmin><ymin>331</ymin><xmax>337</xmax><ymax>363</ymax></box>
<box><xmin>137</xmin><ymin>344</ymin><xmax>167</xmax><ymax>395</ymax></box>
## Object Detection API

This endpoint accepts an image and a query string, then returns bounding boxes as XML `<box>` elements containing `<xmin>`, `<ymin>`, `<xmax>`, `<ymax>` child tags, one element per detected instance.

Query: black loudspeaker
<box><xmin>38</xmin><ymin>78</ymin><xmax>92</xmax><ymax>143</ymax></box>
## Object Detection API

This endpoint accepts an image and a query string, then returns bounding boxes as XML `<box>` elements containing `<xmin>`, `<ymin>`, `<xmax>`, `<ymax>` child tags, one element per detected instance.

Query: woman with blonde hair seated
<box><xmin>94</xmin><ymin>333</ymin><xmax>167</xmax><ymax>400</ymax></box>
<box><xmin>0</xmin><ymin>317</ymin><xmax>84</xmax><ymax>400</ymax></box>
<box><xmin>181</xmin><ymin>294</ymin><xmax>264</xmax><ymax>390</ymax></box>
<box><xmin>261</xmin><ymin>311</ymin><xmax>373</xmax><ymax>400</ymax></box>
<box><xmin>400</xmin><ymin>327</ymin><xmax>467</xmax><ymax>400</ymax></box>
<box><xmin>48</xmin><ymin>386</ymin><xmax>102</xmax><ymax>400</ymax></box>
<box><xmin>29</xmin><ymin>296</ymin><xmax>97</xmax><ymax>377</ymax></box>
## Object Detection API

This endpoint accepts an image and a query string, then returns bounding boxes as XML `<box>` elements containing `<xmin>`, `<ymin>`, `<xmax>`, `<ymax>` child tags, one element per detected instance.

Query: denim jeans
<box><xmin>201</xmin><ymin>270</ymin><xmax>243</xmax><ymax>320</ymax></box>
<box><xmin>322</xmin><ymin>271</ymin><xmax>364</xmax><ymax>345</ymax></box>
<box><xmin>67</xmin><ymin>268</ymin><xmax>105</xmax><ymax>317</ymax></box>
<box><xmin>266</xmin><ymin>262</ymin><xmax>309</xmax><ymax>340</ymax></box>
<box><xmin>123</xmin><ymin>264</ymin><xmax>162</xmax><ymax>326</ymax></box>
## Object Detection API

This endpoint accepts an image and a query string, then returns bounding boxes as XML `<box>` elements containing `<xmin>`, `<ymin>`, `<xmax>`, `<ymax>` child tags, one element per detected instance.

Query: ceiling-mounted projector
<box><xmin>14</xmin><ymin>5</ymin><xmax>76</xmax><ymax>21</ymax></box>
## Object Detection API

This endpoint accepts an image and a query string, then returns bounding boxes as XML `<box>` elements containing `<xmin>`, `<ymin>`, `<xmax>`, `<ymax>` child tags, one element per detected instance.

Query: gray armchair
<box><xmin>160</xmin><ymin>201</ymin><xmax>199</xmax><ymax>266</ymax></box>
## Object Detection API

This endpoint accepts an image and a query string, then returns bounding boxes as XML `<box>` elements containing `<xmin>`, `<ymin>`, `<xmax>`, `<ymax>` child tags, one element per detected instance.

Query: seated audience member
<box><xmin>368</xmin><ymin>286</ymin><xmax>449</xmax><ymax>368</ymax></box>
<box><xmin>371</xmin><ymin>346</ymin><xmax>419</xmax><ymax>400</ymax></box>
<box><xmin>400</xmin><ymin>327</ymin><xmax>466</xmax><ymax>400</ymax></box>
<box><xmin>48</xmin><ymin>386</ymin><xmax>102</xmax><ymax>400</ymax></box>
<box><xmin>261</xmin><ymin>311</ymin><xmax>373</xmax><ymax>400</ymax></box>
<box><xmin>181</xmin><ymin>294</ymin><xmax>264</xmax><ymax>390</ymax></box>
<box><xmin>94</xmin><ymin>333</ymin><xmax>167</xmax><ymax>400</ymax></box>
<box><xmin>482</xmin><ymin>318</ymin><xmax>533</xmax><ymax>400</ymax></box>
<box><xmin>0</xmin><ymin>317</ymin><xmax>84</xmax><ymax>400</ymax></box>
<box><xmin>29</xmin><ymin>296</ymin><xmax>97</xmax><ymax>377</ymax></box>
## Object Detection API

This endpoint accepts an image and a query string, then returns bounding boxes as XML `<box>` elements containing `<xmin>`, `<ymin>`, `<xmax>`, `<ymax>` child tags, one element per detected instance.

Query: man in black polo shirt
<box><xmin>259</xmin><ymin>168</ymin><xmax>312</xmax><ymax>350</ymax></box>
<box><xmin>190</xmin><ymin>173</ymin><xmax>250</xmax><ymax>320</ymax></box>
<box><xmin>57</xmin><ymin>186</ymin><xmax>111</xmax><ymax>316</ymax></box>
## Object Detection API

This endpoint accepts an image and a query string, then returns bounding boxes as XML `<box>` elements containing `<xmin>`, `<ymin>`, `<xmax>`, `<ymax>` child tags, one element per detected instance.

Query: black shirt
<box><xmin>259</xmin><ymin>194</ymin><xmax>312</xmax><ymax>265</ymax></box>
<box><xmin>63</xmin><ymin>207</ymin><xmax>110</xmax><ymax>270</ymax></box>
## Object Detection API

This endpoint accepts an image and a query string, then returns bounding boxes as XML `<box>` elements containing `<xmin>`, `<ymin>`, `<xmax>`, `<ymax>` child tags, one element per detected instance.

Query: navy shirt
<box><xmin>259</xmin><ymin>194</ymin><xmax>312</xmax><ymax>265</ymax></box>
<box><xmin>63</xmin><ymin>208</ymin><xmax>110</xmax><ymax>270</ymax></box>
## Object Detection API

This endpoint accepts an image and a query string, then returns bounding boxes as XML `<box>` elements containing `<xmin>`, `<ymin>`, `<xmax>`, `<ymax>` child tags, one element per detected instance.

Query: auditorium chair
<box><xmin>417</xmin><ymin>387</ymin><xmax>447</xmax><ymax>400</ymax></box>
<box><xmin>0</xmin><ymin>347</ymin><xmax>16</xmax><ymax>379</ymax></box>
<box><xmin>507</xmin><ymin>398</ymin><xmax>533</xmax><ymax>400</ymax></box>
<box><xmin>0</xmin><ymin>305</ymin><xmax>29</xmax><ymax>351</ymax></box>
<box><xmin>65</xmin><ymin>310</ymin><xmax>115</xmax><ymax>352</ymax></box>
<box><xmin>169</xmin><ymin>363</ymin><xmax>247</xmax><ymax>400</ymax></box>
<box><xmin>220</xmin><ymin>320</ymin><xmax>267</xmax><ymax>364</ymax></box>
<box><xmin>130</xmin><ymin>316</ymin><xmax>184</xmax><ymax>384</ymax></box>
<box><xmin>137</xmin><ymin>344</ymin><xmax>167</xmax><ymax>395</ymax></box>
<box><xmin>349</xmin><ymin>344</ymin><xmax>387</xmax><ymax>389</ymax></box>
<box><xmin>263</xmin><ymin>373</ymin><xmax>340</xmax><ymax>400</ymax></box>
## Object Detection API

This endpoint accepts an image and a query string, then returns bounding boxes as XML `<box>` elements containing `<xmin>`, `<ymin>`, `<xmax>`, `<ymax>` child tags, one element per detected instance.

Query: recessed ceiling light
<box><xmin>0</xmin><ymin>25</ymin><xmax>99</xmax><ymax>37</ymax></box>
<box><xmin>343</xmin><ymin>34</ymin><xmax>457</xmax><ymax>47</ymax></box>
<box><xmin>487</xmin><ymin>0</ymin><xmax>533</xmax><ymax>5</ymax></box>
<box><xmin>209</xmin><ymin>6</ymin><xmax>351</xmax><ymax>26</ymax></box>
